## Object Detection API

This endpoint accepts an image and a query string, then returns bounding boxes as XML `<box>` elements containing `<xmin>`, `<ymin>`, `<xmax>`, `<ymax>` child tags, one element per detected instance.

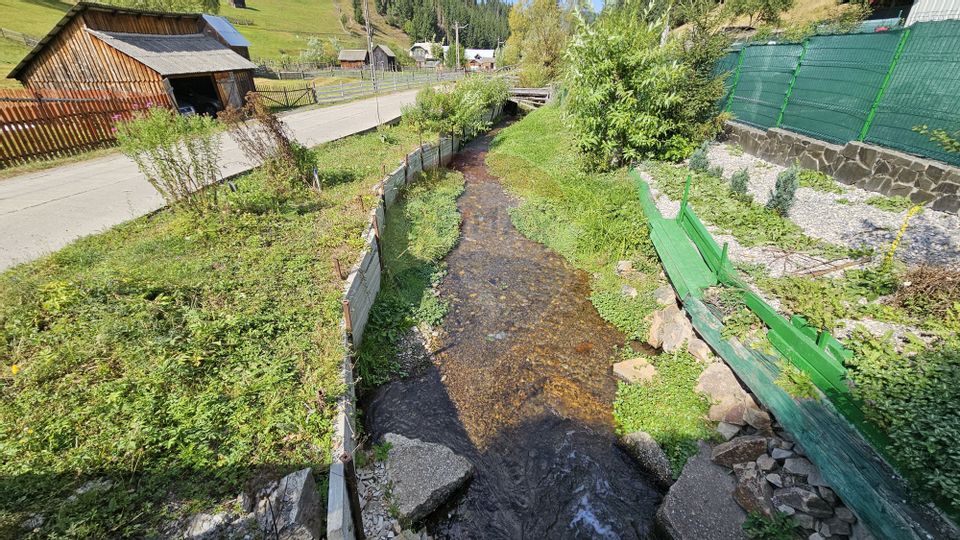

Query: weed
<box><xmin>743</xmin><ymin>510</ymin><xmax>800</xmax><ymax>540</ymax></box>
<box><xmin>729</xmin><ymin>144</ymin><xmax>745</xmax><ymax>157</ymax></box>
<box><xmin>774</xmin><ymin>362</ymin><xmax>819</xmax><ymax>401</ymax></box>
<box><xmin>709</xmin><ymin>165</ymin><xmax>725</xmax><ymax>178</ymax></box>
<box><xmin>613</xmin><ymin>350</ymin><xmax>714</xmax><ymax>477</ymax></box>
<box><xmin>894</xmin><ymin>265</ymin><xmax>960</xmax><ymax>320</ymax></box>
<box><xmin>797</xmin><ymin>169</ymin><xmax>844</xmax><ymax>194</ymax></box>
<box><xmin>373</xmin><ymin>442</ymin><xmax>393</xmax><ymax>462</ymax></box>
<box><xmin>864</xmin><ymin>195</ymin><xmax>915</xmax><ymax>213</ymax></box>
<box><xmin>766</xmin><ymin>166</ymin><xmax>799</xmax><ymax>217</ymax></box>
<box><xmin>835</xmin><ymin>197</ymin><xmax>850</xmax><ymax>205</ymax></box>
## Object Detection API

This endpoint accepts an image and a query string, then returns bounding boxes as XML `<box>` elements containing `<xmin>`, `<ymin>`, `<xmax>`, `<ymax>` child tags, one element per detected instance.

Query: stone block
<box><xmin>840</xmin><ymin>143</ymin><xmax>860</xmax><ymax>161</ymax></box>
<box><xmin>711</xmin><ymin>436</ymin><xmax>768</xmax><ymax>468</ymax></box>
<box><xmin>857</xmin><ymin>145</ymin><xmax>879</xmax><ymax>168</ymax></box>
<box><xmin>909</xmin><ymin>190</ymin><xmax>935</xmax><ymax>204</ymax></box>
<box><xmin>931</xmin><ymin>195</ymin><xmax>960</xmax><ymax>214</ymax></box>
<box><xmin>834</xmin><ymin>160</ymin><xmax>871</xmax><ymax>185</ymax></box>
<box><xmin>613</xmin><ymin>357</ymin><xmax>658</xmax><ymax>384</ymax></box>
<box><xmin>895</xmin><ymin>168</ymin><xmax>919</xmax><ymax>187</ymax></box>
<box><xmin>935</xmin><ymin>182</ymin><xmax>959</xmax><ymax>195</ymax></box>
<box><xmin>887</xmin><ymin>183</ymin><xmax>914</xmax><ymax>198</ymax></box>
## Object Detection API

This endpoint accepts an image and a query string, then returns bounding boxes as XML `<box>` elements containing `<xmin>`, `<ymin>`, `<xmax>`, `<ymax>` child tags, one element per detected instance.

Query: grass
<box><xmin>642</xmin><ymin>162</ymin><xmax>850</xmax><ymax>260</ymax></box>
<box><xmin>356</xmin><ymin>168</ymin><xmax>465</xmax><ymax>389</ymax></box>
<box><xmin>864</xmin><ymin>194</ymin><xmax>915</xmax><ymax>213</ymax></box>
<box><xmin>613</xmin><ymin>350</ymin><xmax>714</xmax><ymax>477</ymax></box>
<box><xmin>798</xmin><ymin>169</ymin><xmax>844</xmax><ymax>194</ymax></box>
<box><xmin>0</xmin><ymin>37</ymin><xmax>30</xmax><ymax>87</ymax></box>
<box><xmin>487</xmin><ymin>107</ymin><xmax>715</xmax><ymax>472</ymax></box>
<box><xmin>0</xmin><ymin>123</ymin><xmax>424</xmax><ymax>537</ymax></box>
<box><xmin>0</xmin><ymin>0</ymin><xmax>410</xmax><ymax>62</ymax></box>
<box><xmin>254</xmin><ymin>76</ymin><xmax>356</xmax><ymax>90</ymax></box>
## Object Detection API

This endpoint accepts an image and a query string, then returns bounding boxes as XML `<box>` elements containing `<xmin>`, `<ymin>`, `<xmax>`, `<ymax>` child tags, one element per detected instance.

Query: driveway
<box><xmin>0</xmin><ymin>89</ymin><xmax>420</xmax><ymax>271</ymax></box>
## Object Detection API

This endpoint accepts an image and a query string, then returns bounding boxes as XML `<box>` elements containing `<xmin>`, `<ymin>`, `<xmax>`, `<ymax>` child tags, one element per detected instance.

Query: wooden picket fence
<box><xmin>0</xmin><ymin>88</ymin><xmax>168</xmax><ymax>168</ymax></box>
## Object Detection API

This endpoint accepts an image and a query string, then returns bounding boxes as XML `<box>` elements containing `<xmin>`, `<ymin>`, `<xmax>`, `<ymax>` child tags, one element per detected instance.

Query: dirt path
<box><xmin>364</xmin><ymin>128</ymin><xmax>660</xmax><ymax>539</ymax></box>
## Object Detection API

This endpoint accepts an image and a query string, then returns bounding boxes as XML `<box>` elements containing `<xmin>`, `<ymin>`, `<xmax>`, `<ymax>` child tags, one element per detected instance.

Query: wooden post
<box><xmin>334</xmin><ymin>257</ymin><xmax>346</xmax><ymax>280</ymax></box>
<box><xmin>340</xmin><ymin>453</ymin><xmax>367</xmax><ymax>540</ymax></box>
<box><xmin>372</xmin><ymin>214</ymin><xmax>385</xmax><ymax>273</ymax></box>
<box><xmin>404</xmin><ymin>154</ymin><xmax>409</xmax><ymax>183</ymax></box>
<box><xmin>343</xmin><ymin>299</ymin><xmax>353</xmax><ymax>336</ymax></box>
<box><xmin>282</xmin><ymin>87</ymin><xmax>289</xmax><ymax>108</ymax></box>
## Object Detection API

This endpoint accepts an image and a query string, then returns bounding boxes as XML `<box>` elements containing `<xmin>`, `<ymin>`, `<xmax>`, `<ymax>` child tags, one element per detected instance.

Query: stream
<box><xmin>364</xmin><ymin>125</ymin><xmax>662</xmax><ymax>539</ymax></box>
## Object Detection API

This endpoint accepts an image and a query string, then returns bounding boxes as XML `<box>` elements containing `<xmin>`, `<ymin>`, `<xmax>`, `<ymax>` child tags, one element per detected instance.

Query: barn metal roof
<box><xmin>201</xmin><ymin>14</ymin><xmax>251</xmax><ymax>47</ymax></box>
<box><xmin>87</xmin><ymin>29</ymin><xmax>256</xmax><ymax>76</ymax></box>
<box><xmin>338</xmin><ymin>49</ymin><xmax>368</xmax><ymax>62</ymax></box>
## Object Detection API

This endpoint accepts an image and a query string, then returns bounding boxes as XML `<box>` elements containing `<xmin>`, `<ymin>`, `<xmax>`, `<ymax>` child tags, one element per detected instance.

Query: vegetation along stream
<box><xmin>363</xmin><ymin>125</ymin><xmax>662</xmax><ymax>538</ymax></box>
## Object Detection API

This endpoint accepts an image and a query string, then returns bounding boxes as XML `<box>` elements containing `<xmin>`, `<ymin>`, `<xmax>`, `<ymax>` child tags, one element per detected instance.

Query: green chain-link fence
<box><xmin>717</xmin><ymin>20</ymin><xmax>960</xmax><ymax>166</ymax></box>
<box><xmin>864</xmin><ymin>20</ymin><xmax>960</xmax><ymax>165</ymax></box>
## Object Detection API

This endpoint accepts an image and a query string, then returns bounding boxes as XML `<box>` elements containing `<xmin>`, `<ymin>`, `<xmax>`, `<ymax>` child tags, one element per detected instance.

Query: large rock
<box><xmin>687</xmin><ymin>338</ymin><xmax>714</xmax><ymax>363</ymax></box>
<box><xmin>384</xmin><ymin>433</ymin><xmax>474</xmax><ymax>523</ymax></box>
<box><xmin>695</xmin><ymin>362</ymin><xmax>758</xmax><ymax>426</ymax></box>
<box><xmin>648</xmin><ymin>304</ymin><xmax>694</xmax><ymax>352</ymax></box>
<box><xmin>622</xmin><ymin>431</ymin><xmax>674</xmax><ymax>489</ymax></box>
<box><xmin>613</xmin><ymin>357</ymin><xmax>658</xmax><ymax>384</ymax></box>
<box><xmin>184</xmin><ymin>512</ymin><xmax>229</xmax><ymax>539</ymax></box>
<box><xmin>255</xmin><ymin>468</ymin><xmax>322</xmax><ymax>539</ymax></box>
<box><xmin>772</xmin><ymin>487</ymin><xmax>833</xmax><ymax>518</ymax></box>
<box><xmin>656</xmin><ymin>442</ymin><xmax>747</xmax><ymax>540</ymax></box>
<box><xmin>732</xmin><ymin>462</ymin><xmax>774</xmax><ymax>516</ymax></box>
<box><xmin>711</xmin><ymin>436</ymin><xmax>768</xmax><ymax>468</ymax></box>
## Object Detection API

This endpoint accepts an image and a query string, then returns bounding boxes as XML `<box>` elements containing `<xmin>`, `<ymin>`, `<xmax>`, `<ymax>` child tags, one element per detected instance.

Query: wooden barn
<box><xmin>337</xmin><ymin>44</ymin><xmax>397</xmax><ymax>70</ymax></box>
<box><xmin>7</xmin><ymin>2</ymin><xmax>257</xmax><ymax>114</ymax></box>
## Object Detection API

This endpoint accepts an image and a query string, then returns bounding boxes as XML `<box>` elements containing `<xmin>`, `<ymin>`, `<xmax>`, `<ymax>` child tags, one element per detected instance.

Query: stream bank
<box><xmin>362</xmin><ymin>125</ymin><xmax>662</xmax><ymax>538</ymax></box>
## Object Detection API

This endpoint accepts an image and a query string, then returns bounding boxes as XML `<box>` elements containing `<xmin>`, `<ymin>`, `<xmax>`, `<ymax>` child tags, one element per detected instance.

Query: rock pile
<box><xmin>711</xmin><ymin>432</ymin><xmax>865</xmax><ymax>540</ymax></box>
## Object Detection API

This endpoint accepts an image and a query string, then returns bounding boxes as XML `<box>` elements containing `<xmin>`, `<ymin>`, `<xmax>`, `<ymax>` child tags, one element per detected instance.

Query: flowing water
<box><xmin>364</xmin><ymin>125</ymin><xmax>662</xmax><ymax>539</ymax></box>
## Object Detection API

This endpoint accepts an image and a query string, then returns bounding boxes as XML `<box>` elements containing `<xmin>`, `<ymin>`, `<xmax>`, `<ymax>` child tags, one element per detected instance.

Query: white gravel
<box><xmin>705</xmin><ymin>143</ymin><xmax>960</xmax><ymax>268</ymax></box>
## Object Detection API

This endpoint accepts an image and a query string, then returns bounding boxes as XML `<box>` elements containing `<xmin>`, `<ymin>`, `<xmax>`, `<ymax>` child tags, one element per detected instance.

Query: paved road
<box><xmin>0</xmin><ymin>89</ymin><xmax>420</xmax><ymax>271</ymax></box>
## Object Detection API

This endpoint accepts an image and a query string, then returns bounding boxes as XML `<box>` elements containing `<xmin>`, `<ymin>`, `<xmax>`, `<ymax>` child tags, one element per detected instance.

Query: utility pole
<box><xmin>362</xmin><ymin>0</ymin><xmax>381</xmax><ymax>124</ymax></box>
<box><xmin>451</xmin><ymin>21</ymin><xmax>467</xmax><ymax>71</ymax></box>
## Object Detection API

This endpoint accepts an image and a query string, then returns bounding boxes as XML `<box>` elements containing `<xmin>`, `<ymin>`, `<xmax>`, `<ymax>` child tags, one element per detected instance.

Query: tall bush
<box><xmin>730</xmin><ymin>167</ymin><xmax>750</xmax><ymax>198</ymax></box>
<box><xmin>115</xmin><ymin>106</ymin><xmax>222</xmax><ymax>214</ymax></box>
<box><xmin>565</xmin><ymin>1</ymin><xmax>729</xmax><ymax>170</ymax></box>
<box><xmin>402</xmin><ymin>77</ymin><xmax>508</xmax><ymax>141</ymax></box>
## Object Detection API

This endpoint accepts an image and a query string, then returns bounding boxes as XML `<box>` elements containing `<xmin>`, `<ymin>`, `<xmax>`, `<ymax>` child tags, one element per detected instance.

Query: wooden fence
<box><xmin>0</xmin><ymin>88</ymin><xmax>168</xmax><ymax>168</ymax></box>
<box><xmin>0</xmin><ymin>27</ymin><xmax>40</xmax><ymax>46</ymax></box>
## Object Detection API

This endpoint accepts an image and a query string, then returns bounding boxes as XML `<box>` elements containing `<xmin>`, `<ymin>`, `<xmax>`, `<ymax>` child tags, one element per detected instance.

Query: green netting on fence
<box><xmin>780</xmin><ymin>31</ymin><xmax>903</xmax><ymax>144</ymax></box>
<box><xmin>728</xmin><ymin>44</ymin><xmax>804</xmax><ymax>129</ymax></box>
<box><xmin>865</xmin><ymin>21</ymin><xmax>960</xmax><ymax>166</ymax></box>
<box><xmin>715</xmin><ymin>50</ymin><xmax>741</xmax><ymax>109</ymax></box>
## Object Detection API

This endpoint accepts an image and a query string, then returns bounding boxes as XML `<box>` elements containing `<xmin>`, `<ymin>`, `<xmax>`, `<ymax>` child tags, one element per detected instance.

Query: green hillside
<box><xmin>0</xmin><ymin>0</ymin><xmax>413</xmax><ymax>75</ymax></box>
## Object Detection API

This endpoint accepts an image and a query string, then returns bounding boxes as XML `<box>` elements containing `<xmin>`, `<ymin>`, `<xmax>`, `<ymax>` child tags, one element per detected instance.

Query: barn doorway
<box><xmin>169</xmin><ymin>75</ymin><xmax>222</xmax><ymax>116</ymax></box>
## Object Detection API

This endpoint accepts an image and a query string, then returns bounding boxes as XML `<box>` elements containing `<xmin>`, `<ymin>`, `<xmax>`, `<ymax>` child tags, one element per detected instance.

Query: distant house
<box><xmin>464</xmin><ymin>48</ymin><xmax>495</xmax><ymax>71</ymax></box>
<box><xmin>409</xmin><ymin>42</ymin><xmax>439</xmax><ymax>68</ymax></box>
<box><xmin>7</xmin><ymin>2</ymin><xmax>257</xmax><ymax>114</ymax></box>
<box><xmin>338</xmin><ymin>44</ymin><xmax>397</xmax><ymax>70</ymax></box>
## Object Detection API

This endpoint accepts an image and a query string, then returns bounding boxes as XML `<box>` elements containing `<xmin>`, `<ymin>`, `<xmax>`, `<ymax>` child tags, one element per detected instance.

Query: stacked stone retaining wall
<box><xmin>722</xmin><ymin>121</ymin><xmax>960</xmax><ymax>214</ymax></box>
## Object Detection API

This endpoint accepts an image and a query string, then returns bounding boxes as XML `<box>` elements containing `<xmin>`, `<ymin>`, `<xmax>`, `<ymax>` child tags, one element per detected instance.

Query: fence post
<box><xmin>859</xmin><ymin>28</ymin><xmax>911</xmax><ymax>142</ymax></box>
<box><xmin>724</xmin><ymin>47</ymin><xmax>746</xmax><ymax>113</ymax></box>
<box><xmin>776</xmin><ymin>39</ymin><xmax>809</xmax><ymax>128</ymax></box>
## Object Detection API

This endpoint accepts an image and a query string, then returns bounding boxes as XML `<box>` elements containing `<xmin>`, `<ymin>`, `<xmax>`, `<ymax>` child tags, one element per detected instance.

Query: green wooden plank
<box><xmin>684</xmin><ymin>296</ymin><xmax>953</xmax><ymax>540</ymax></box>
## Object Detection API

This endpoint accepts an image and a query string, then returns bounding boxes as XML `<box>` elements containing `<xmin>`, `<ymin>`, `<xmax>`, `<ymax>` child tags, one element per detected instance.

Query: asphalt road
<box><xmin>0</xmin><ymin>89</ymin><xmax>419</xmax><ymax>271</ymax></box>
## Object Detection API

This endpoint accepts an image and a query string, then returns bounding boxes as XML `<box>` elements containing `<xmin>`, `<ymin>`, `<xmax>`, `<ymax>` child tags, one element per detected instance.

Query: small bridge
<box><xmin>508</xmin><ymin>87</ymin><xmax>552</xmax><ymax>110</ymax></box>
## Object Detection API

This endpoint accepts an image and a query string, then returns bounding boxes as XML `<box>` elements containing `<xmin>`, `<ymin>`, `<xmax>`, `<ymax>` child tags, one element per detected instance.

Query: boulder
<box><xmin>733</xmin><ymin>462</ymin><xmax>774</xmax><ymax>516</ymax></box>
<box><xmin>744</xmin><ymin>408</ymin><xmax>772</xmax><ymax>431</ymax></box>
<box><xmin>716</xmin><ymin>422</ymin><xmax>741</xmax><ymax>441</ymax></box>
<box><xmin>793</xmin><ymin>512</ymin><xmax>816</xmax><ymax>530</ymax></box>
<box><xmin>622</xmin><ymin>431</ymin><xmax>674</xmax><ymax>489</ymax></box>
<box><xmin>756</xmin><ymin>454</ymin><xmax>776</xmax><ymax>472</ymax></box>
<box><xmin>384</xmin><ymin>433</ymin><xmax>474</xmax><ymax>523</ymax></box>
<box><xmin>653</xmin><ymin>285</ymin><xmax>677</xmax><ymax>306</ymax></box>
<box><xmin>185</xmin><ymin>512</ymin><xmax>229</xmax><ymax>539</ymax></box>
<box><xmin>687</xmin><ymin>338</ymin><xmax>714</xmax><ymax>363</ymax></box>
<box><xmin>695</xmin><ymin>362</ymin><xmax>757</xmax><ymax>426</ymax></box>
<box><xmin>711</xmin><ymin>436</ymin><xmax>768</xmax><ymax>468</ymax></box>
<box><xmin>255</xmin><ymin>468</ymin><xmax>322</xmax><ymax>539</ymax></box>
<box><xmin>661</xmin><ymin>318</ymin><xmax>694</xmax><ymax>354</ymax></box>
<box><xmin>613</xmin><ymin>357</ymin><xmax>658</xmax><ymax>384</ymax></box>
<box><xmin>772</xmin><ymin>487</ymin><xmax>833</xmax><ymax>518</ymax></box>
<box><xmin>616</xmin><ymin>260</ymin><xmax>634</xmax><ymax>276</ymax></box>
<box><xmin>656</xmin><ymin>442</ymin><xmax>747</xmax><ymax>540</ymax></box>
<box><xmin>648</xmin><ymin>309</ymin><xmax>667</xmax><ymax>348</ymax></box>
<box><xmin>771</xmin><ymin>448</ymin><xmax>793</xmax><ymax>460</ymax></box>
<box><xmin>621</xmin><ymin>284</ymin><xmax>639</xmax><ymax>298</ymax></box>
<box><xmin>782</xmin><ymin>457</ymin><xmax>815</xmax><ymax>478</ymax></box>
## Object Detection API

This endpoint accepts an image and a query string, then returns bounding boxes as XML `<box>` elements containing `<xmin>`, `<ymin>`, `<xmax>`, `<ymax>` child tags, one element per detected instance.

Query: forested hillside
<box><xmin>370</xmin><ymin>0</ymin><xmax>509</xmax><ymax>48</ymax></box>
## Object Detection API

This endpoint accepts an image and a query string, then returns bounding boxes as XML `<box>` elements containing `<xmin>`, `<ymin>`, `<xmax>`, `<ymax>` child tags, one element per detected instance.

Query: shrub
<box><xmin>845</xmin><ymin>332</ymin><xmax>960</xmax><ymax>514</ymax></box>
<box><xmin>730</xmin><ymin>167</ymin><xmax>750</xmax><ymax>198</ymax></box>
<box><xmin>766</xmin><ymin>166</ymin><xmax>799</xmax><ymax>216</ymax></box>
<box><xmin>114</xmin><ymin>106</ymin><xmax>222</xmax><ymax>214</ymax></box>
<box><xmin>219</xmin><ymin>93</ymin><xmax>312</xmax><ymax>197</ymax></box>
<box><xmin>401</xmin><ymin>78</ymin><xmax>508</xmax><ymax>142</ymax></box>
<box><xmin>565</xmin><ymin>1</ymin><xmax>729</xmax><ymax>169</ymax></box>
<box><xmin>689</xmin><ymin>142</ymin><xmax>710</xmax><ymax>172</ymax></box>
<box><xmin>797</xmin><ymin>168</ymin><xmax>843</xmax><ymax>194</ymax></box>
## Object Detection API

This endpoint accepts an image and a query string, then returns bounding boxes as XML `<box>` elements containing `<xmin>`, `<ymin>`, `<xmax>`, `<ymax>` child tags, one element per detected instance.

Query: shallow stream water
<box><xmin>364</xmin><ymin>125</ymin><xmax>662</xmax><ymax>539</ymax></box>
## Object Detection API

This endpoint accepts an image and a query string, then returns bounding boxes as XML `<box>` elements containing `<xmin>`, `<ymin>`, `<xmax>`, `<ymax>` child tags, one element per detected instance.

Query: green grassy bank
<box><xmin>0</xmin><ymin>124</ymin><xmax>423</xmax><ymax>537</ymax></box>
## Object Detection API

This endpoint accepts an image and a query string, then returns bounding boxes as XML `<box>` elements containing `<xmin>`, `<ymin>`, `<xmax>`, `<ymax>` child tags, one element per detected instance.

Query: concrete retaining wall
<box><xmin>722</xmin><ymin>121</ymin><xmax>960</xmax><ymax>214</ymax></box>
<box><xmin>326</xmin><ymin>116</ymin><xmax>495</xmax><ymax>538</ymax></box>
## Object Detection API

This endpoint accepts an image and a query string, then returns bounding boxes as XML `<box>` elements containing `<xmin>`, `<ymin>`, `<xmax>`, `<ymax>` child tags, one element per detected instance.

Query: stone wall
<box><xmin>722</xmin><ymin>122</ymin><xmax>960</xmax><ymax>214</ymax></box>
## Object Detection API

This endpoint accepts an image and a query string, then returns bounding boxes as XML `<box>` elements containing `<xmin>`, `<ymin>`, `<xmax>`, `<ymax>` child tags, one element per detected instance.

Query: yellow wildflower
<box><xmin>10</xmin><ymin>364</ymin><xmax>20</xmax><ymax>375</ymax></box>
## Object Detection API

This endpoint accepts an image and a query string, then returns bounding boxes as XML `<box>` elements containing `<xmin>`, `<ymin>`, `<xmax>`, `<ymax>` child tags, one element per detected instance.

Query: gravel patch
<box><xmin>357</xmin><ymin>460</ymin><xmax>434</xmax><ymax>540</ymax></box>
<box><xmin>706</xmin><ymin>143</ymin><xmax>960</xmax><ymax>268</ymax></box>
